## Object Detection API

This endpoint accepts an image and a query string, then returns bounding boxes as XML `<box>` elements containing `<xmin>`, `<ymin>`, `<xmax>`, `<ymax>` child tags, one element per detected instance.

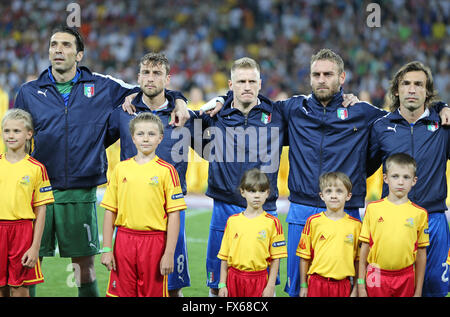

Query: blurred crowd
<box><xmin>0</xmin><ymin>0</ymin><xmax>448</xmax><ymax>107</ymax></box>
<box><xmin>0</xmin><ymin>0</ymin><xmax>449</xmax><ymax>199</ymax></box>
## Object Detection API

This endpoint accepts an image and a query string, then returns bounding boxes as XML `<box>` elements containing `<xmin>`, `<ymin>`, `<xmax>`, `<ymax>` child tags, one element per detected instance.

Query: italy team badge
<box><xmin>427</xmin><ymin>121</ymin><xmax>439</xmax><ymax>132</ymax></box>
<box><xmin>337</xmin><ymin>108</ymin><xmax>348</xmax><ymax>120</ymax></box>
<box><xmin>261</xmin><ymin>112</ymin><xmax>271</xmax><ymax>124</ymax></box>
<box><xmin>84</xmin><ymin>83</ymin><xmax>95</xmax><ymax>98</ymax></box>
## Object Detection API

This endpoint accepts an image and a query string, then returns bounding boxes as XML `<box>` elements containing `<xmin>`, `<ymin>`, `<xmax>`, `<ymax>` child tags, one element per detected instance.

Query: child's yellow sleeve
<box><xmin>164</xmin><ymin>167</ymin><xmax>187</xmax><ymax>213</ymax></box>
<box><xmin>359</xmin><ymin>207</ymin><xmax>371</xmax><ymax>244</ymax></box>
<box><xmin>100</xmin><ymin>165</ymin><xmax>119</xmax><ymax>213</ymax></box>
<box><xmin>269</xmin><ymin>217</ymin><xmax>287</xmax><ymax>260</ymax></box>
<box><xmin>32</xmin><ymin>164</ymin><xmax>54</xmax><ymax>207</ymax></box>
<box><xmin>296</xmin><ymin>218</ymin><xmax>312</xmax><ymax>260</ymax></box>
<box><xmin>217</xmin><ymin>219</ymin><xmax>231</xmax><ymax>261</ymax></box>
<box><xmin>416</xmin><ymin>211</ymin><xmax>430</xmax><ymax>248</ymax></box>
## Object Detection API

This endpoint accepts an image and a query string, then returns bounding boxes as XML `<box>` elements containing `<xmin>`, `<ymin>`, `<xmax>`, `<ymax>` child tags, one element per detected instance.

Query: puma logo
<box><xmin>386</xmin><ymin>124</ymin><xmax>397</xmax><ymax>133</ymax></box>
<box><xmin>37</xmin><ymin>89</ymin><xmax>47</xmax><ymax>97</ymax></box>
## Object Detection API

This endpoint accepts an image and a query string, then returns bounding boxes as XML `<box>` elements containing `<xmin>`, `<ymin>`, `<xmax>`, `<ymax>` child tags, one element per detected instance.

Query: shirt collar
<box><xmin>47</xmin><ymin>67</ymin><xmax>81</xmax><ymax>84</ymax></box>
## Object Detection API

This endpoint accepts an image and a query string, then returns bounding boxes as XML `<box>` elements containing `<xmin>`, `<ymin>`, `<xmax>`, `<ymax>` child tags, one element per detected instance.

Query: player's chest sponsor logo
<box><xmin>84</xmin><ymin>83</ymin><xmax>95</xmax><ymax>98</ymax></box>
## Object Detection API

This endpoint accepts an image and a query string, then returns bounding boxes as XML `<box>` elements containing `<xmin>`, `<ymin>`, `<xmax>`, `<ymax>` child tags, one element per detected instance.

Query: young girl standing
<box><xmin>0</xmin><ymin>109</ymin><xmax>54</xmax><ymax>297</ymax></box>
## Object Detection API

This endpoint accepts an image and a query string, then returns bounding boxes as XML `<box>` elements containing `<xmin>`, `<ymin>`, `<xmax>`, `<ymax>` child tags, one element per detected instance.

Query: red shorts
<box><xmin>307</xmin><ymin>274</ymin><xmax>351</xmax><ymax>297</ymax></box>
<box><xmin>366</xmin><ymin>264</ymin><xmax>415</xmax><ymax>297</ymax></box>
<box><xmin>0</xmin><ymin>220</ymin><xmax>44</xmax><ymax>287</ymax></box>
<box><xmin>106</xmin><ymin>227</ymin><xmax>168</xmax><ymax>297</ymax></box>
<box><xmin>227</xmin><ymin>267</ymin><xmax>268</xmax><ymax>297</ymax></box>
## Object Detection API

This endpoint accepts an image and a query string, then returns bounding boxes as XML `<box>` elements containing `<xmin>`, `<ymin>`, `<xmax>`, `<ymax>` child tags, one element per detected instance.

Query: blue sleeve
<box><xmin>431</xmin><ymin>101</ymin><xmax>448</xmax><ymax>113</ymax></box>
<box><xmin>367</xmin><ymin>123</ymin><xmax>383</xmax><ymax>177</ymax></box>
<box><xmin>361</xmin><ymin>102</ymin><xmax>388</xmax><ymax>126</ymax></box>
<box><xmin>13</xmin><ymin>87</ymin><xmax>27</xmax><ymax>111</ymax></box>
<box><xmin>446</xmin><ymin>128</ymin><xmax>450</xmax><ymax>160</ymax></box>
<box><xmin>165</xmin><ymin>89</ymin><xmax>187</xmax><ymax>103</ymax></box>
<box><xmin>105</xmin><ymin>107</ymin><xmax>121</xmax><ymax>148</ymax></box>
<box><xmin>274</xmin><ymin>95</ymin><xmax>306</xmax><ymax>123</ymax></box>
<box><xmin>104</xmin><ymin>75</ymin><xmax>140</xmax><ymax>109</ymax></box>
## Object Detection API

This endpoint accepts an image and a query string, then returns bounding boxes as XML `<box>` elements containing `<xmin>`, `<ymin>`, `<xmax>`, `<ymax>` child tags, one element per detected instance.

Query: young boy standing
<box><xmin>297</xmin><ymin>172</ymin><xmax>361</xmax><ymax>297</ymax></box>
<box><xmin>217</xmin><ymin>169</ymin><xmax>287</xmax><ymax>297</ymax></box>
<box><xmin>358</xmin><ymin>153</ymin><xmax>429</xmax><ymax>297</ymax></box>
<box><xmin>100</xmin><ymin>112</ymin><xmax>185</xmax><ymax>297</ymax></box>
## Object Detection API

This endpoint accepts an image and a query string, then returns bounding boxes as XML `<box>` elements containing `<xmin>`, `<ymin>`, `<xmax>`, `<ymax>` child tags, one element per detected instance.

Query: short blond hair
<box><xmin>129</xmin><ymin>112</ymin><xmax>164</xmax><ymax>136</ymax></box>
<box><xmin>319</xmin><ymin>171</ymin><xmax>352</xmax><ymax>193</ymax></box>
<box><xmin>230</xmin><ymin>57</ymin><xmax>261</xmax><ymax>80</ymax></box>
<box><xmin>385</xmin><ymin>153</ymin><xmax>417</xmax><ymax>176</ymax></box>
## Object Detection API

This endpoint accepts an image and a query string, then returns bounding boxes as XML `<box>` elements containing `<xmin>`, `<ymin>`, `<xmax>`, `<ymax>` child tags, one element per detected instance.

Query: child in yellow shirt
<box><xmin>297</xmin><ymin>171</ymin><xmax>361</xmax><ymax>297</ymax></box>
<box><xmin>217</xmin><ymin>168</ymin><xmax>287</xmax><ymax>297</ymax></box>
<box><xmin>358</xmin><ymin>153</ymin><xmax>429</xmax><ymax>297</ymax></box>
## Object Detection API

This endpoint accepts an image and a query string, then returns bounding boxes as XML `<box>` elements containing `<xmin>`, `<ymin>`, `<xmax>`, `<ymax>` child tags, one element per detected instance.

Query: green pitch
<box><xmin>35</xmin><ymin>206</ymin><xmax>290</xmax><ymax>297</ymax></box>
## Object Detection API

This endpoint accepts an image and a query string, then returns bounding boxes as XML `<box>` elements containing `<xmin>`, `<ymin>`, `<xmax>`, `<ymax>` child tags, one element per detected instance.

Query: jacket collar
<box><xmin>388</xmin><ymin>107</ymin><xmax>440</xmax><ymax>124</ymax></box>
<box><xmin>131</xmin><ymin>90</ymin><xmax>175</xmax><ymax>113</ymax></box>
<box><xmin>37</xmin><ymin>66</ymin><xmax>95</xmax><ymax>87</ymax></box>
<box><xmin>310</xmin><ymin>87</ymin><xmax>344</xmax><ymax>111</ymax></box>
<box><xmin>220</xmin><ymin>93</ymin><xmax>274</xmax><ymax>117</ymax></box>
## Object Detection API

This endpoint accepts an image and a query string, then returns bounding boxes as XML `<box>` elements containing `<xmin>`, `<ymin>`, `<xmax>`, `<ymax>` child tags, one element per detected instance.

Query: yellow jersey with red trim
<box><xmin>0</xmin><ymin>154</ymin><xmax>54</xmax><ymax>220</ymax></box>
<box><xmin>100</xmin><ymin>156</ymin><xmax>186</xmax><ymax>231</ymax></box>
<box><xmin>359</xmin><ymin>198</ymin><xmax>429</xmax><ymax>270</ymax></box>
<box><xmin>218</xmin><ymin>211</ymin><xmax>287</xmax><ymax>271</ymax></box>
<box><xmin>446</xmin><ymin>248</ymin><xmax>450</xmax><ymax>265</ymax></box>
<box><xmin>296</xmin><ymin>212</ymin><xmax>361</xmax><ymax>280</ymax></box>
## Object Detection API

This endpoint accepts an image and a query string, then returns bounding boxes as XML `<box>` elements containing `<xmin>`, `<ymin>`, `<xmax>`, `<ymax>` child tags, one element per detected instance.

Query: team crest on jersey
<box><xmin>261</xmin><ymin>112</ymin><xmax>272</xmax><ymax>124</ymax></box>
<box><xmin>427</xmin><ymin>121</ymin><xmax>439</xmax><ymax>132</ymax></box>
<box><xmin>257</xmin><ymin>230</ymin><xmax>267</xmax><ymax>240</ymax></box>
<box><xmin>337</xmin><ymin>108</ymin><xmax>348</xmax><ymax>120</ymax></box>
<box><xmin>344</xmin><ymin>234</ymin><xmax>354</xmax><ymax>244</ymax></box>
<box><xmin>20</xmin><ymin>175</ymin><xmax>30</xmax><ymax>185</ymax></box>
<box><xmin>84</xmin><ymin>83</ymin><xmax>95</xmax><ymax>98</ymax></box>
<box><xmin>405</xmin><ymin>217</ymin><xmax>414</xmax><ymax>228</ymax></box>
<box><xmin>149</xmin><ymin>176</ymin><xmax>159</xmax><ymax>186</ymax></box>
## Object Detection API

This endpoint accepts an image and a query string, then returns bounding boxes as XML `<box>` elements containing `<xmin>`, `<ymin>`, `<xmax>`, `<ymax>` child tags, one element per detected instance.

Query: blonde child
<box><xmin>358</xmin><ymin>153</ymin><xmax>429</xmax><ymax>297</ymax></box>
<box><xmin>217</xmin><ymin>168</ymin><xmax>287</xmax><ymax>297</ymax></box>
<box><xmin>100</xmin><ymin>112</ymin><xmax>185</xmax><ymax>297</ymax></box>
<box><xmin>297</xmin><ymin>172</ymin><xmax>361</xmax><ymax>297</ymax></box>
<box><xmin>0</xmin><ymin>109</ymin><xmax>54</xmax><ymax>297</ymax></box>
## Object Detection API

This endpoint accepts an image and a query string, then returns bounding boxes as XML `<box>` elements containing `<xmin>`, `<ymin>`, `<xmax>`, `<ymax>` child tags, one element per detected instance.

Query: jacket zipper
<box><xmin>409</xmin><ymin>122</ymin><xmax>415</xmax><ymax>200</ymax></box>
<box><xmin>318</xmin><ymin>107</ymin><xmax>326</xmax><ymax>206</ymax></box>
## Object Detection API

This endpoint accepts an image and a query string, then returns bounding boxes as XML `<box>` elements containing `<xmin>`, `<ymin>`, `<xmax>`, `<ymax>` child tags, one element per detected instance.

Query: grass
<box><xmin>35</xmin><ymin>205</ymin><xmax>290</xmax><ymax>297</ymax></box>
<box><xmin>33</xmin><ymin>204</ymin><xmax>450</xmax><ymax>297</ymax></box>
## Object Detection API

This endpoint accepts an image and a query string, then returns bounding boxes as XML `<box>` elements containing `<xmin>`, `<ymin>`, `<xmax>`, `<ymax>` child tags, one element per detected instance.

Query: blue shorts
<box><xmin>422</xmin><ymin>212</ymin><xmax>450</xmax><ymax>297</ymax></box>
<box><xmin>206</xmin><ymin>200</ymin><xmax>279</xmax><ymax>289</ymax></box>
<box><xmin>284</xmin><ymin>202</ymin><xmax>361</xmax><ymax>297</ymax></box>
<box><xmin>167</xmin><ymin>210</ymin><xmax>191</xmax><ymax>290</ymax></box>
